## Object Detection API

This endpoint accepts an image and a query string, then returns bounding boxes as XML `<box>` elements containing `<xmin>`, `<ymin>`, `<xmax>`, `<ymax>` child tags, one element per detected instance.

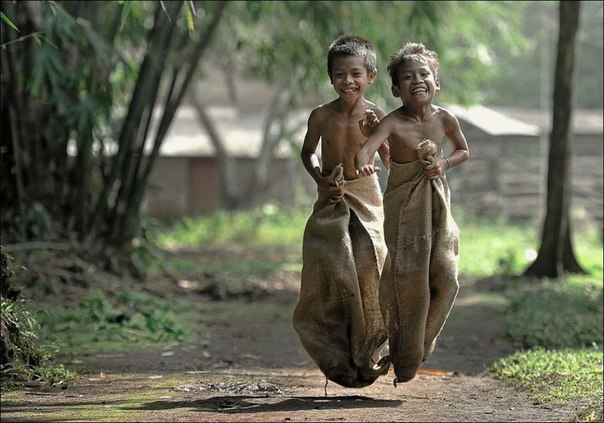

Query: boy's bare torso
<box><xmin>316</xmin><ymin>100</ymin><xmax>382</xmax><ymax>180</ymax></box>
<box><xmin>386</xmin><ymin>105</ymin><xmax>447</xmax><ymax>164</ymax></box>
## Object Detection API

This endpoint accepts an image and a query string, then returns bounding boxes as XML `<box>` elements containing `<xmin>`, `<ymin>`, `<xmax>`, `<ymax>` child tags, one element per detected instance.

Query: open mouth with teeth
<box><xmin>341</xmin><ymin>87</ymin><xmax>358</xmax><ymax>95</ymax></box>
<box><xmin>411</xmin><ymin>87</ymin><xmax>428</xmax><ymax>95</ymax></box>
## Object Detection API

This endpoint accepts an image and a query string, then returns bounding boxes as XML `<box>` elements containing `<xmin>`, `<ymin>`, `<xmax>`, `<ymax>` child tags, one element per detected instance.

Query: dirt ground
<box><xmin>1</xmin><ymin>246</ymin><xmax>589</xmax><ymax>422</ymax></box>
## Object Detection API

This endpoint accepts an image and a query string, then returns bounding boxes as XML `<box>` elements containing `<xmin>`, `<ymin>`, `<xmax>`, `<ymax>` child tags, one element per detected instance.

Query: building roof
<box><xmin>155</xmin><ymin>106</ymin><xmax>307</xmax><ymax>158</ymax></box>
<box><xmin>447</xmin><ymin>104</ymin><xmax>540</xmax><ymax>136</ymax></box>
<box><xmin>489</xmin><ymin>107</ymin><xmax>603</xmax><ymax>135</ymax></box>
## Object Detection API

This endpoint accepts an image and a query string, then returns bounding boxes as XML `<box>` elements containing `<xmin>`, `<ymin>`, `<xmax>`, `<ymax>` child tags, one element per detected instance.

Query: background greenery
<box><xmin>1</xmin><ymin>1</ymin><xmax>602</xmax><ymax>259</ymax></box>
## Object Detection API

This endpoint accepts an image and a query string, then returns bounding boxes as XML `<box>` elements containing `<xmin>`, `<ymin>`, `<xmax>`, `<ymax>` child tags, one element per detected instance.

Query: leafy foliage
<box><xmin>1</xmin><ymin>0</ymin><xmax>601</xmax><ymax>279</ymax></box>
<box><xmin>213</xmin><ymin>1</ymin><xmax>530</xmax><ymax>111</ymax></box>
<box><xmin>34</xmin><ymin>287</ymin><xmax>187</xmax><ymax>344</ymax></box>
<box><xmin>1</xmin><ymin>298</ymin><xmax>43</xmax><ymax>377</ymax></box>
<box><xmin>0</xmin><ymin>248</ymin><xmax>75</xmax><ymax>388</ymax></box>
<box><xmin>0</xmin><ymin>1</ymin><xmax>226</xmax><ymax>275</ymax></box>
<box><xmin>482</xmin><ymin>1</ymin><xmax>603</xmax><ymax>109</ymax></box>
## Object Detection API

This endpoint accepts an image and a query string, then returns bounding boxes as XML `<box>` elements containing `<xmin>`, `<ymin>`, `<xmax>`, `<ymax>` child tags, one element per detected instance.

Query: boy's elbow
<box><xmin>300</xmin><ymin>149</ymin><xmax>311</xmax><ymax>163</ymax></box>
<box><xmin>456</xmin><ymin>147</ymin><xmax>470</xmax><ymax>163</ymax></box>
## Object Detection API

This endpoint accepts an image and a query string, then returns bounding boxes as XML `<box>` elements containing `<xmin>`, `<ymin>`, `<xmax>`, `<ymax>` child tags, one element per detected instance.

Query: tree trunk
<box><xmin>562</xmin><ymin>213</ymin><xmax>587</xmax><ymax>273</ymax></box>
<box><xmin>109</xmin><ymin>1</ymin><xmax>182</xmax><ymax>245</ymax></box>
<box><xmin>115</xmin><ymin>1</ymin><xmax>229</xmax><ymax>246</ymax></box>
<box><xmin>524</xmin><ymin>0</ymin><xmax>586</xmax><ymax>278</ymax></box>
<box><xmin>0</xmin><ymin>44</ymin><xmax>27</xmax><ymax>238</ymax></box>
<box><xmin>87</xmin><ymin>1</ymin><xmax>181</xmax><ymax>242</ymax></box>
<box><xmin>242</xmin><ymin>85</ymin><xmax>304</xmax><ymax>208</ymax></box>
<box><xmin>192</xmin><ymin>95</ymin><xmax>241</xmax><ymax>210</ymax></box>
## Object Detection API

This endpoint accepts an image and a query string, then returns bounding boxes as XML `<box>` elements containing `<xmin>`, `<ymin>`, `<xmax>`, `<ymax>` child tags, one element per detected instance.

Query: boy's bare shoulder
<box><xmin>434</xmin><ymin>105</ymin><xmax>459</xmax><ymax>121</ymax></box>
<box><xmin>362</xmin><ymin>98</ymin><xmax>379</xmax><ymax>109</ymax></box>
<box><xmin>309</xmin><ymin>100</ymin><xmax>337</xmax><ymax>121</ymax></box>
<box><xmin>382</xmin><ymin>106</ymin><xmax>406</xmax><ymax>122</ymax></box>
<box><xmin>363</xmin><ymin>99</ymin><xmax>386</xmax><ymax>118</ymax></box>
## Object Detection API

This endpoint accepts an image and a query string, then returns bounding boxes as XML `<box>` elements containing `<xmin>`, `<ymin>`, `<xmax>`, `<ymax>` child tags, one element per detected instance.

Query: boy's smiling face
<box><xmin>330</xmin><ymin>55</ymin><xmax>376</xmax><ymax>101</ymax></box>
<box><xmin>392</xmin><ymin>57</ymin><xmax>440</xmax><ymax>104</ymax></box>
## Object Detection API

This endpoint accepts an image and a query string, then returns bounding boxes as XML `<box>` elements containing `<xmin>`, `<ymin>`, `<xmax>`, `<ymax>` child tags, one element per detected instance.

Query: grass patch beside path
<box><xmin>488</xmin><ymin>243</ymin><xmax>602</xmax><ymax>421</ymax></box>
<box><xmin>491</xmin><ymin>348</ymin><xmax>602</xmax><ymax>406</ymax></box>
<box><xmin>451</xmin><ymin>209</ymin><xmax>603</xmax><ymax>421</ymax></box>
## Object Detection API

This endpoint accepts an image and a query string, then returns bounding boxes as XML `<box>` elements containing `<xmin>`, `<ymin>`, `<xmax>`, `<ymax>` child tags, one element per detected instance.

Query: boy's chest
<box><xmin>321</xmin><ymin>116</ymin><xmax>365</xmax><ymax>144</ymax></box>
<box><xmin>395</xmin><ymin>119</ymin><xmax>446</xmax><ymax>146</ymax></box>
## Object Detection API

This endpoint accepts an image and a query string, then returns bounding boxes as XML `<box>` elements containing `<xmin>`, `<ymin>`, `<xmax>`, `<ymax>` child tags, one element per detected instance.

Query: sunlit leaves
<box><xmin>1</xmin><ymin>11</ymin><xmax>19</xmax><ymax>32</ymax></box>
<box><xmin>212</xmin><ymin>1</ymin><xmax>530</xmax><ymax>110</ymax></box>
<box><xmin>184</xmin><ymin>0</ymin><xmax>196</xmax><ymax>35</ymax></box>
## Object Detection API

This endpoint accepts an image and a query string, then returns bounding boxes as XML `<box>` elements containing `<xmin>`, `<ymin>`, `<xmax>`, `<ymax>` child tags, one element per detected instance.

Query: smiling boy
<box><xmin>293</xmin><ymin>35</ymin><xmax>391</xmax><ymax>388</ymax></box>
<box><xmin>356</xmin><ymin>42</ymin><xmax>470</xmax><ymax>385</ymax></box>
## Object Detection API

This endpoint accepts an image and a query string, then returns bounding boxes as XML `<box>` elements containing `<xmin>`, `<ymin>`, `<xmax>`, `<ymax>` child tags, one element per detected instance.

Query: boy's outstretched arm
<box><xmin>358</xmin><ymin>109</ymin><xmax>390</xmax><ymax>172</ymax></box>
<box><xmin>355</xmin><ymin>118</ymin><xmax>391</xmax><ymax>177</ymax></box>
<box><xmin>377</xmin><ymin>140</ymin><xmax>390</xmax><ymax>171</ymax></box>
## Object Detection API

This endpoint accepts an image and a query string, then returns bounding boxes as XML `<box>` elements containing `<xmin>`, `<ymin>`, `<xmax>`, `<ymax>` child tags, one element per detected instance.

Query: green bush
<box><xmin>1</xmin><ymin>248</ymin><xmax>75</xmax><ymax>388</ymax></box>
<box><xmin>505</xmin><ymin>281</ymin><xmax>603</xmax><ymax>349</ymax></box>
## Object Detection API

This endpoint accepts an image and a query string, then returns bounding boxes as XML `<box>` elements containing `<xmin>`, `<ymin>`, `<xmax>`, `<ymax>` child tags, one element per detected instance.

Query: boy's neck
<box><xmin>401</xmin><ymin>103</ymin><xmax>433</xmax><ymax>121</ymax></box>
<box><xmin>336</xmin><ymin>96</ymin><xmax>366</xmax><ymax>114</ymax></box>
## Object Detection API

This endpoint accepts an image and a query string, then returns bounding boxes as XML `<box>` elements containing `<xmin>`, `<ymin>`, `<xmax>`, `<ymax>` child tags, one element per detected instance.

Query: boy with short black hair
<box><xmin>294</xmin><ymin>34</ymin><xmax>391</xmax><ymax>388</ymax></box>
<box><xmin>356</xmin><ymin>41</ymin><xmax>470</xmax><ymax>385</ymax></box>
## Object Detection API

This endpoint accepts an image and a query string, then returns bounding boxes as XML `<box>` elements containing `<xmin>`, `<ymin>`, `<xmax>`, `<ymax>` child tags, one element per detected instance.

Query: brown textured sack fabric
<box><xmin>381</xmin><ymin>140</ymin><xmax>460</xmax><ymax>384</ymax></box>
<box><xmin>293</xmin><ymin>165</ymin><xmax>390</xmax><ymax>388</ymax></box>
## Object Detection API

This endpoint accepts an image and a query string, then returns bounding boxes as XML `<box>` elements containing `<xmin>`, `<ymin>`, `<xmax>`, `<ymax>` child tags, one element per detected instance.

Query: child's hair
<box><xmin>327</xmin><ymin>34</ymin><xmax>377</xmax><ymax>78</ymax></box>
<box><xmin>387</xmin><ymin>42</ymin><xmax>440</xmax><ymax>86</ymax></box>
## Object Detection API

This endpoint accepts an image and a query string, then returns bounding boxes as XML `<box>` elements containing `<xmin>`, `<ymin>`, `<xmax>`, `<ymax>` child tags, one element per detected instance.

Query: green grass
<box><xmin>491</xmin><ymin>348</ymin><xmax>602</xmax><ymax>406</ymax></box>
<box><xmin>1</xmin><ymin>297</ymin><xmax>77</xmax><ymax>388</ymax></box>
<box><xmin>156</xmin><ymin>203</ymin><xmax>308</xmax><ymax>248</ymax></box>
<box><xmin>490</xmin><ymin>284</ymin><xmax>603</xmax><ymax>421</ymax></box>
<box><xmin>33</xmin><ymin>286</ymin><xmax>190</xmax><ymax>356</ymax></box>
<box><xmin>167</xmin><ymin>254</ymin><xmax>302</xmax><ymax>278</ymax></box>
<box><xmin>457</xmin><ymin>221</ymin><xmax>537</xmax><ymax>277</ymax></box>
<box><xmin>504</xmin><ymin>281</ymin><xmax>602</xmax><ymax>349</ymax></box>
<box><xmin>479</xmin><ymin>215</ymin><xmax>603</xmax><ymax>421</ymax></box>
<box><xmin>453</xmin><ymin>207</ymin><xmax>603</xmax><ymax>280</ymax></box>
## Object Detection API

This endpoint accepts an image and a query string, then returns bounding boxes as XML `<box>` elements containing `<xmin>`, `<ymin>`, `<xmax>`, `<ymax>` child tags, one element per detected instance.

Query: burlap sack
<box><xmin>380</xmin><ymin>140</ymin><xmax>460</xmax><ymax>384</ymax></box>
<box><xmin>293</xmin><ymin>165</ymin><xmax>390</xmax><ymax>388</ymax></box>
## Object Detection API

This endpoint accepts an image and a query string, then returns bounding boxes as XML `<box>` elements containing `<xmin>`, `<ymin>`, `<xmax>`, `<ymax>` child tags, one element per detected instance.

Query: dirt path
<box><xmin>1</xmin><ymin>248</ymin><xmax>583</xmax><ymax>422</ymax></box>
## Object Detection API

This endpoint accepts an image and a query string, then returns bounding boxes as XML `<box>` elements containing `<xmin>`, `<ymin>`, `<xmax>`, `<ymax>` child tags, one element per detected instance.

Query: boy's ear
<box><xmin>435</xmin><ymin>77</ymin><xmax>441</xmax><ymax>91</ymax></box>
<box><xmin>368</xmin><ymin>69</ymin><xmax>377</xmax><ymax>84</ymax></box>
<box><xmin>391</xmin><ymin>84</ymin><xmax>399</xmax><ymax>97</ymax></box>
